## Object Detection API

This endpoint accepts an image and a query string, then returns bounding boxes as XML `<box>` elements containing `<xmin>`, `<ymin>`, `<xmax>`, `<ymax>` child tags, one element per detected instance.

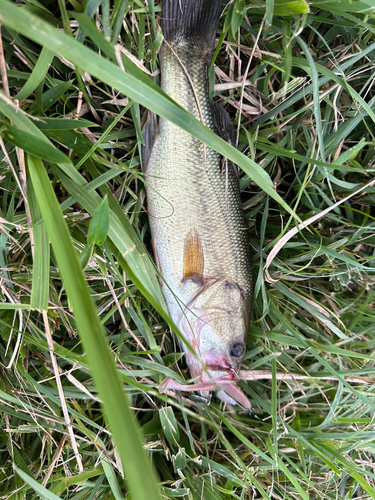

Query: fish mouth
<box><xmin>205</xmin><ymin>363</ymin><xmax>237</xmax><ymax>378</ymax></box>
<box><xmin>159</xmin><ymin>364</ymin><xmax>251</xmax><ymax>411</ymax></box>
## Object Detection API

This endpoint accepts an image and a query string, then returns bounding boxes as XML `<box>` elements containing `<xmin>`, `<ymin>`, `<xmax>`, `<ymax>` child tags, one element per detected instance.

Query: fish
<box><xmin>143</xmin><ymin>0</ymin><xmax>253</xmax><ymax>410</ymax></box>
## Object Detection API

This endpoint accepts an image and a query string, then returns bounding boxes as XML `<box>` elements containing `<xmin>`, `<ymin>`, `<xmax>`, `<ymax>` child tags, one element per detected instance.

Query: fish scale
<box><xmin>148</xmin><ymin>54</ymin><xmax>251</xmax><ymax>303</ymax></box>
<box><xmin>144</xmin><ymin>0</ymin><xmax>253</xmax><ymax>409</ymax></box>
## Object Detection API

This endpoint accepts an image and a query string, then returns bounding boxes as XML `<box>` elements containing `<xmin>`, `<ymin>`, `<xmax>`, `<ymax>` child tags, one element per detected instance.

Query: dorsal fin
<box><xmin>211</xmin><ymin>101</ymin><xmax>236</xmax><ymax>147</ymax></box>
<box><xmin>182</xmin><ymin>230</ymin><xmax>204</xmax><ymax>285</ymax></box>
<box><xmin>211</xmin><ymin>101</ymin><xmax>239</xmax><ymax>180</ymax></box>
<box><xmin>142</xmin><ymin>111</ymin><xmax>159</xmax><ymax>173</ymax></box>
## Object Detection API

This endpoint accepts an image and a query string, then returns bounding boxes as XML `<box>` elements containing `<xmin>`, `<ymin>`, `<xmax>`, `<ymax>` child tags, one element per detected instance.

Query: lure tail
<box><xmin>161</xmin><ymin>0</ymin><xmax>222</xmax><ymax>58</ymax></box>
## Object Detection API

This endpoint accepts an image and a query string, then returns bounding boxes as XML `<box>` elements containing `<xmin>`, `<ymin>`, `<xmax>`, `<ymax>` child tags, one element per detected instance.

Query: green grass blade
<box><xmin>29</xmin><ymin>80</ymin><xmax>73</xmax><ymax>114</ymax></box>
<box><xmin>27</xmin><ymin>154</ymin><xmax>161</xmax><ymax>500</ymax></box>
<box><xmin>35</xmin><ymin>117</ymin><xmax>99</xmax><ymax>130</ymax></box>
<box><xmin>0</xmin><ymin>303</ymin><xmax>31</xmax><ymax>309</ymax></box>
<box><xmin>111</xmin><ymin>0</ymin><xmax>130</xmax><ymax>44</ymax></box>
<box><xmin>297</xmin><ymin>38</ymin><xmax>326</xmax><ymax>162</ymax></box>
<box><xmin>87</xmin><ymin>195</ymin><xmax>109</xmax><ymax>245</ymax></box>
<box><xmin>102</xmin><ymin>460</ymin><xmax>124</xmax><ymax>500</ymax></box>
<box><xmin>15</xmin><ymin>46</ymin><xmax>54</xmax><ymax>102</ymax></box>
<box><xmin>1</xmin><ymin>122</ymin><xmax>69</xmax><ymax>163</ymax></box>
<box><xmin>15</xmin><ymin>467</ymin><xmax>62</xmax><ymax>500</ymax></box>
<box><xmin>265</xmin><ymin>0</ymin><xmax>274</xmax><ymax>26</ymax></box>
<box><xmin>28</xmin><ymin>180</ymin><xmax>50</xmax><ymax>311</ymax></box>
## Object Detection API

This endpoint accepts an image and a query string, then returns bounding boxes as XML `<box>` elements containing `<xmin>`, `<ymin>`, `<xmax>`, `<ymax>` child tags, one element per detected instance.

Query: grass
<box><xmin>1</xmin><ymin>0</ymin><xmax>375</xmax><ymax>498</ymax></box>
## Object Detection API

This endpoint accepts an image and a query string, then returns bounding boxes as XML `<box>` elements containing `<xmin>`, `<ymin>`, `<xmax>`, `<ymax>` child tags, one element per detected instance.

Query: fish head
<box><xmin>178</xmin><ymin>277</ymin><xmax>251</xmax><ymax>408</ymax></box>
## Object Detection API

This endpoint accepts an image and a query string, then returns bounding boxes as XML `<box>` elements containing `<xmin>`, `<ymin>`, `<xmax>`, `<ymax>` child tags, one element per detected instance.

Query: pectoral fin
<box><xmin>182</xmin><ymin>230</ymin><xmax>204</xmax><ymax>285</ymax></box>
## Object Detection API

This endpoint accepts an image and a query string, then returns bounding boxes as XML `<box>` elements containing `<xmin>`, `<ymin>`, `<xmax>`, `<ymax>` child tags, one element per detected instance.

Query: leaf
<box><xmin>0</xmin><ymin>303</ymin><xmax>31</xmax><ymax>309</ymax></box>
<box><xmin>266</xmin><ymin>0</ymin><xmax>274</xmax><ymax>25</ymax></box>
<box><xmin>15</xmin><ymin>467</ymin><xmax>62</xmax><ymax>500</ymax></box>
<box><xmin>35</xmin><ymin>117</ymin><xmax>99</xmax><ymax>130</ymax></box>
<box><xmin>15</xmin><ymin>46</ymin><xmax>55</xmax><ymax>102</ymax></box>
<box><xmin>249</xmin><ymin>0</ymin><xmax>310</xmax><ymax>16</ymax></box>
<box><xmin>79</xmin><ymin>244</ymin><xmax>94</xmax><ymax>271</ymax></box>
<box><xmin>160</xmin><ymin>406</ymin><xmax>180</xmax><ymax>446</ymax></box>
<box><xmin>102</xmin><ymin>460</ymin><xmax>124</xmax><ymax>500</ymax></box>
<box><xmin>274</xmin><ymin>0</ymin><xmax>309</xmax><ymax>15</ymax></box>
<box><xmin>231</xmin><ymin>0</ymin><xmax>246</xmax><ymax>36</ymax></box>
<box><xmin>87</xmin><ymin>195</ymin><xmax>109</xmax><ymax>245</ymax></box>
<box><xmin>27</xmin><ymin>155</ymin><xmax>161</xmax><ymax>500</ymax></box>
<box><xmin>28</xmin><ymin>180</ymin><xmax>50</xmax><ymax>311</ymax></box>
<box><xmin>1</xmin><ymin>121</ymin><xmax>69</xmax><ymax>164</ymax></box>
<box><xmin>29</xmin><ymin>80</ymin><xmax>73</xmax><ymax>114</ymax></box>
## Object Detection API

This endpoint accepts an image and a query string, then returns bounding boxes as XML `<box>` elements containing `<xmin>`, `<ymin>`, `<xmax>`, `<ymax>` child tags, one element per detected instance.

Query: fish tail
<box><xmin>161</xmin><ymin>0</ymin><xmax>222</xmax><ymax>59</ymax></box>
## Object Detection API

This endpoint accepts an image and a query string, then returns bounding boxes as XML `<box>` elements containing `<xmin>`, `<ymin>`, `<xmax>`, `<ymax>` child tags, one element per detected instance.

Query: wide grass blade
<box><xmin>1</xmin><ymin>122</ymin><xmax>69</xmax><ymax>164</ymax></box>
<box><xmin>27</xmin><ymin>154</ymin><xmax>161</xmax><ymax>500</ymax></box>
<box><xmin>15</xmin><ymin>467</ymin><xmax>62</xmax><ymax>500</ymax></box>
<box><xmin>15</xmin><ymin>47</ymin><xmax>54</xmax><ymax>102</ymax></box>
<box><xmin>28</xmin><ymin>181</ymin><xmax>50</xmax><ymax>311</ymax></box>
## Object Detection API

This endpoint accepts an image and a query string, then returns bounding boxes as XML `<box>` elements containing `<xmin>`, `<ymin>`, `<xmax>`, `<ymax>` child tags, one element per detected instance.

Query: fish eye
<box><xmin>230</xmin><ymin>342</ymin><xmax>245</xmax><ymax>358</ymax></box>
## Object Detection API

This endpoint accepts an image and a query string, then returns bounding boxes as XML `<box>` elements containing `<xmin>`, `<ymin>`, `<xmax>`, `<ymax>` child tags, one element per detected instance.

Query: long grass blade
<box><xmin>27</xmin><ymin>154</ymin><xmax>161</xmax><ymax>500</ymax></box>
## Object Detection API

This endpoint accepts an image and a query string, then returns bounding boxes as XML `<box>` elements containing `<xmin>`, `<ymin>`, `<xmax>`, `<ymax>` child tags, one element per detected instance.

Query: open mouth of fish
<box><xmin>158</xmin><ymin>281</ymin><xmax>253</xmax><ymax>412</ymax></box>
<box><xmin>159</xmin><ymin>362</ymin><xmax>252</xmax><ymax>411</ymax></box>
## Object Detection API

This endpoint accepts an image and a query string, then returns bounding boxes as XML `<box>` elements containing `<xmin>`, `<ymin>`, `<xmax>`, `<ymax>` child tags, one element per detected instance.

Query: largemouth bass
<box><xmin>144</xmin><ymin>0</ymin><xmax>253</xmax><ymax>409</ymax></box>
